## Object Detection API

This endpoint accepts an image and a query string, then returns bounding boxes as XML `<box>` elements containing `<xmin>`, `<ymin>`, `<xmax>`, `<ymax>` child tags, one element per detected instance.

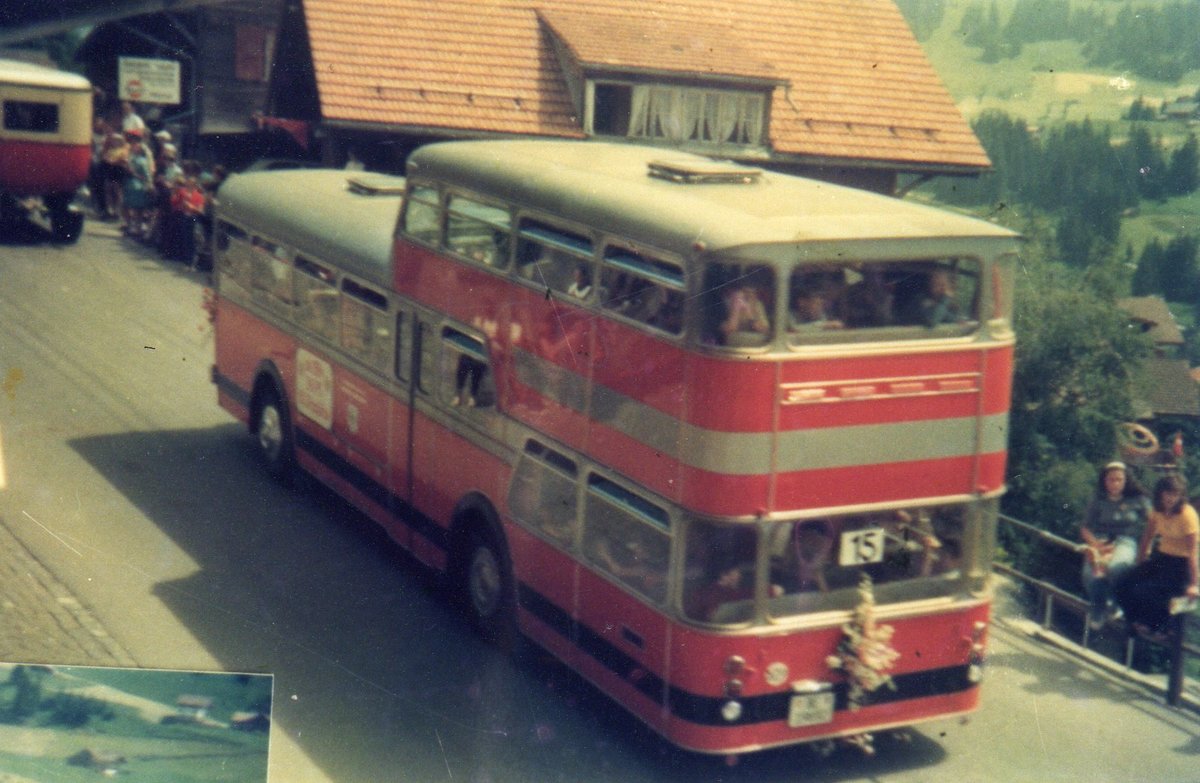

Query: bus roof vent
<box><xmin>648</xmin><ymin>158</ymin><xmax>761</xmax><ymax>185</ymax></box>
<box><xmin>346</xmin><ymin>174</ymin><xmax>407</xmax><ymax>196</ymax></box>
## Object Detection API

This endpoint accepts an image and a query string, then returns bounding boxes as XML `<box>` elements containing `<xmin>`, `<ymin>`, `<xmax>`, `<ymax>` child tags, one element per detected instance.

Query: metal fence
<box><xmin>996</xmin><ymin>513</ymin><xmax>1200</xmax><ymax>707</ymax></box>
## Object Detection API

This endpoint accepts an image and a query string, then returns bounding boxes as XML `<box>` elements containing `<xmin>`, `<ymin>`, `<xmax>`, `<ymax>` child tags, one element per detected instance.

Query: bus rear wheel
<box><xmin>462</xmin><ymin>527</ymin><xmax>516</xmax><ymax>649</ymax></box>
<box><xmin>254</xmin><ymin>388</ymin><xmax>294</xmax><ymax>483</ymax></box>
<box><xmin>46</xmin><ymin>193</ymin><xmax>83</xmax><ymax>244</ymax></box>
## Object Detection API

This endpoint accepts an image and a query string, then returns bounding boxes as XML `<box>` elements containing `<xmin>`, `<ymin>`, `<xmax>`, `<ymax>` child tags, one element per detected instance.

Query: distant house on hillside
<box><xmin>1117</xmin><ymin>296</ymin><xmax>1200</xmax><ymax>419</ymax></box>
<box><xmin>1163</xmin><ymin>98</ymin><xmax>1200</xmax><ymax>122</ymax></box>
<box><xmin>265</xmin><ymin>0</ymin><xmax>990</xmax><ymax>192</ymax></box>
<box><xmin>67</xmin><ymin>748</ymin><xmax>127</xmax><ymax>772</ymax></box>
<box><xmin>175</xmin><ymin>694</ymin><xmax>214</xmax><ymax>720</ymax></box>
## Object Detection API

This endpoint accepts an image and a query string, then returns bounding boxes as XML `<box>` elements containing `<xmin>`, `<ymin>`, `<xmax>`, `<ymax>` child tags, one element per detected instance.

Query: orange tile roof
<box><xmin>301</xmin><ymin>0</ymin><xmax>989</xmax><ymax>171</ymax></box>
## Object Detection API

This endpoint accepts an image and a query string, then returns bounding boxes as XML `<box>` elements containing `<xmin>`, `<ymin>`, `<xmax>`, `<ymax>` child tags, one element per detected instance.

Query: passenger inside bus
<box><xmin>684</xmin><ymin>522</ymin><xmax>758</xmax><ymax>623</ymax></box>
<box><xmin>592</xmin><ymin>534</ymin><xmax>666</xmax><ymax>599</ymax></box>
<box><xmin>788</xmin><ymin>285</ymin><xmax>843</xmax><ymax>332</ymax></box>
<box><xmin>718</xmin><ymin>283</ymin><xmax>771</xmax><ymax>346</ymax></box>
<box><xmin>839</xmin><ymin>265</ymin><xmax>893</xmax><ymax>328</ymax></box>
<box><xmin>686</xmin><ymin>561</ymin><xmax>755</xmax><ymax>623</ymax></box>
<box><xmin>894</xmin><ymin>266</ymin><xmax>964</xmax><ymax>327</ymax></box>
<box><xmin>452</xmin><ymin>353</ymin><xmax>489</xmax><ymax>407</ymax></box>
<box><xmin>567</xmin><ymin>264</ymin><xmax>592</xmax><ymax>299</ymax></box>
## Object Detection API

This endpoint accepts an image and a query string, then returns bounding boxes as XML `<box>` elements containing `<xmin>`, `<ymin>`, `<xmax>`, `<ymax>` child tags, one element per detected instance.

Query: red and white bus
<box><xmin>212</xmin><ymin>141</ymin><xmax>1019</xmax><ymax>755</ymax></box>
<box><xmin>0</xmin><ymin>59</ymin><xmax>92</xmax><ymax>242</ymax></box>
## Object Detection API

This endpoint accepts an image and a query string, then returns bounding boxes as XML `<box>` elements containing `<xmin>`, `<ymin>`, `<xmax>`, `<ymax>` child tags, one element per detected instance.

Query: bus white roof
<box><xmin>0</xmin><ymin>58</ymin><xmax>91</xmax><ymax>91</ymax></box>
<box><xmin>217</xmin><ymin>169</ymin><xmax>404</xmax><ymax>288</ymax></box>
<box><xmin>408</xmin><ymin>140</ymin><xmax>1018</xmax><ymax>254</ymax></box>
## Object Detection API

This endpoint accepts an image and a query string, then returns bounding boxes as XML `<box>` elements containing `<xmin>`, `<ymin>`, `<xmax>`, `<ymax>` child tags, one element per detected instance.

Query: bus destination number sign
<box><xmin>838</xmin><ymin>528</ymin><xmax>887</xmax><ymax>567</ymax></box>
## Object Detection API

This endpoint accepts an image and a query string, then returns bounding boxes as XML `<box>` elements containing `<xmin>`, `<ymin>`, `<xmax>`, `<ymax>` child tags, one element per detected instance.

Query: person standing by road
<box><xmin>1079</xmin><ymin>461</ymin><xmax>1149</xmax><ymax>630</ymax></box>
<box><xmin>1115</xmin><ymin>473</ymin><xmax>1200</xmax><ymax>640</ymax></box>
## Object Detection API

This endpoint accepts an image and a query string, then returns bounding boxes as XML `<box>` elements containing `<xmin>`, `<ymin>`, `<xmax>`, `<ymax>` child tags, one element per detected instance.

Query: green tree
<box><xmin>1132</xmin><ymin>239</ymin><xmax>1165</xmax><ymax>296</ymax></box>
<box><xmin>1004</xmin><ymin>247</ymin><xmax>1151</xmax><ymax>541</ymax></box>
<box><xmin>1167</xmin><ymin>134</ymin><xmax>1200</xmax><ymax>197</ymax></box>
<box><xmin>7</xmin><ymin>666</ymin><xmax>42</xmax><ymax>723</ymax></box>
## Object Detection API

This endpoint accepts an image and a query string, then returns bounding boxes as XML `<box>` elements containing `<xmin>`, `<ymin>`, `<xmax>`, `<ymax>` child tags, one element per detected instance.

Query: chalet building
<box><xmin>1118</xmin><ymin>296</ymin><xmax>1200</xmax><ymax>420</ymax></box>
<box><xmin>264</xmin><ymin>0</ymin><xmax>989</xmax><ymax>192</ymax></box>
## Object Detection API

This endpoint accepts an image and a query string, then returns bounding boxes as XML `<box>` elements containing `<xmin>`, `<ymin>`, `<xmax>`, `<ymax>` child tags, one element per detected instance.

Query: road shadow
<box><xmin>69</xmin><ymin>426</ymin><xmax>950</xmax><ymax>782</ymax></box>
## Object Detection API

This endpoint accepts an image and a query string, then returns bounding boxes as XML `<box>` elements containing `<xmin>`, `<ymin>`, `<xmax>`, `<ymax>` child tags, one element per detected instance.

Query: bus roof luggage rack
<box><xmin>346</xmin><ymin>173</ymin><xmax>407</xmax><ymax>196</ymax></box>
<box><xmin>648</xmin><ymin>159</ymin><xmax>761</xmax><ymax>185</ymax></box>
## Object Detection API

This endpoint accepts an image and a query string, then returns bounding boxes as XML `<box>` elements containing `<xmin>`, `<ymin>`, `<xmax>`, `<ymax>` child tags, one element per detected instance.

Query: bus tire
<box><xmin>46</xmin><ymin>193</ymin><xmax>83</xmax><ymax>244</ymax></box>
<box><xmin>253</xmin><ymin>384</ymin><xmax>295</xmax><ymax>484</ymax></box>
<box><xmin>460</xmin><ymin>524</ymin><xmax>517</xmax><ymax>650</ymax></box>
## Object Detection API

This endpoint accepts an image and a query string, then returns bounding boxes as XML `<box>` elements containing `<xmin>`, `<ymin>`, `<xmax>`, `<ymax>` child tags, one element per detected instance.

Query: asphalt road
<box><xmin>1</xmin><ymin>215</ymin><xmax>1199</xmax><ymax>782</ymax></box>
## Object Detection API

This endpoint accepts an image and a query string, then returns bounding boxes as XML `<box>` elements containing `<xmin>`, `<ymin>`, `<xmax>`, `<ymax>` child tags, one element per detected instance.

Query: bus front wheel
<box><xmin>254</xmin><ymin>387</ymin><xmax>294</xmax><ymax>483</ymax></box>
<box><xmin>462</xmin><ymin>527</ymin><xmax>516</xmax><ymax>649</ymax></box>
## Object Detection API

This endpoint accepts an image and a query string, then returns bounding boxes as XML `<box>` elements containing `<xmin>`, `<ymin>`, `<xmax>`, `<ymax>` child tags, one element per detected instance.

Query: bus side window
<box><xmin>249</xmin><ymin>236</ymin><xmax>294</xmax><ymax>309</ymax></box>
<box><xmin>401</xmin><ymin>183</ymin><xmax>441</xmax><ymax>245</ymax></box>
<box><xmin>441</xmin><ymin>327</ymin><xmax>494</xmax><ymax>409</ymax></box>
<box><xmin>414</xmin><ymin>320</ymin><xmax>437</xmax><ymax>395</ymax></box>
<box><xmin>703</xmin><ymin>263</ymin><xmax>774</xmax><ymax>347</ymax></box>
<box><xmin>341</xmin><ymin>278</ymin><xmax>392</xmax><ymax>375</ymax></box>
<box><xmin>509</xmin><ymin>440</ymin><xmax>578</xmax><ymax>545</ymax></box>
<box><xmin>294</xmin><ymin>256</ymin><xmax>339</xmax><ymax>343</ymax></box>
<box><xmin>445</xmin><ymin>194</ymin><xmax>511</xmax><ymax>268</ymax></box>
<box><xmin>215</xmin><ymin>221</ymin><xmax>251</xmax><ymax>295</ymax></box>
<box><xmin>600</xmin><ymin>248</ymin><xmax>685</xmax><ymax>335</ymax></box>
<box><xmin>684</xmin><ymin>521</ymin><xmax>757</xmax><ymax>624</ymax></box>
<box><xmin>515</xmin><ymin>220</ymin><xmax>593</xmax><ymax>295</ymax></box>
<box><xmin>394</xmin><ymin>310</ymin><xmax>410</xmax><ymax>383</ymax></box>
<box><xmin>582</xmin><ymin>475</ymin><xmax>669</xmax><ymax>603</ymax></box>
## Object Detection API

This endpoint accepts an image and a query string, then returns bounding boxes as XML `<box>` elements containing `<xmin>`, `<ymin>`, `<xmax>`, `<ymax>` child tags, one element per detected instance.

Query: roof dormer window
<box><xmin>588</xmin><ymin>81</ymin><xmax>766</xmax><ymax>147</ymax></box>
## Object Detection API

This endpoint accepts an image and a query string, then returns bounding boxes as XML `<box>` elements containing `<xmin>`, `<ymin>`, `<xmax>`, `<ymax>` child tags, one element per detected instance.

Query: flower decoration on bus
<box><xmin>826</xmin><ymin>574</ymin><xmax>899</xmax><ymax>710</ymax></box>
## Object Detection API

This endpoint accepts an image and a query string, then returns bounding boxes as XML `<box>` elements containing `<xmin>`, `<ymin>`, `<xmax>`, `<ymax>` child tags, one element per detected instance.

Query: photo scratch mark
<box><xmin>21</xmin><ymin>510</ymin><xmax>83</xmax><ymax>557</ymax></box>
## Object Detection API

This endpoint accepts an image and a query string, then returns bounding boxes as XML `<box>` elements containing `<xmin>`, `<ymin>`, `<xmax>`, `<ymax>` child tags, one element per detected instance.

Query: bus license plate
<box><xmin>838</xmin><ymin>527</ymin><xmax>886</xmax><ymax>566</ymax></box>
<box><xmin>788</xmin><ymin>690</ymin><xmax>835</xmax><ymax>727</ymax></box>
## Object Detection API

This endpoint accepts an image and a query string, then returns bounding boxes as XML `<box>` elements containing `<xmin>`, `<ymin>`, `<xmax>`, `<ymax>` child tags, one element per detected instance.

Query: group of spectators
<box><xmin>89</xmin><ymin>101</ymin><xmax>227</xmax><ymax>267</ymax></box>
<box><xmin>1079</xmin><ymin>460</ymin><xmax>1199</xmax><ymax>642</ymax></box>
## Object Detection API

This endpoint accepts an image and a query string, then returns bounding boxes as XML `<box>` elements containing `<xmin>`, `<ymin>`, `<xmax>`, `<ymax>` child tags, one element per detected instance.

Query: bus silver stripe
<box><xmin>512</xmin><ymin>348</ymin><xmax>1007</xmax><ymax>476</ymax></box>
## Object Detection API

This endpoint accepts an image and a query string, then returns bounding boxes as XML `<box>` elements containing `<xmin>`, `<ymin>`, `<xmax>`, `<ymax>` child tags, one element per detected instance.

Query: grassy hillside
<box><xmin>914</xmin><ymin>0</ymin><xmax>1200</xmax><ymax>251</ymax></box>
<box><xmin>921</xmin><ymin>2</ymin><xmax>1199</xmax><ymax>129</ymax></box>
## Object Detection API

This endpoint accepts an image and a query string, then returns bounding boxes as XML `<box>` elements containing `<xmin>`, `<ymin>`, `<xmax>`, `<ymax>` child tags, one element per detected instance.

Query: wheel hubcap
<box><xmin>469</xmin><ymin>546</ymin><xmax>501</xmax><ymax>618</ymax></box>
<box><xmin>258</xmin><ymin>404</ymin><xmax>282</xmax><ymax>461</ymax></box>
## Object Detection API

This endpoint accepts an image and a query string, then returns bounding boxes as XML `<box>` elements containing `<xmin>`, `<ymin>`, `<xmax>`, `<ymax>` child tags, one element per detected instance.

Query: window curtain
<box><xmin>738</xmin><ymin>94</ymin><xmax>764</xmax><ymax>146</ymax></box>
<box><xmin>705</xmin><ymin>93</ymin><xmax>741</xmax><ymax>143</ymax></box>
<box><xmin>627</xmin><ymin>85</ymin><xmax>650</xmax><ymax>139</ymax></box>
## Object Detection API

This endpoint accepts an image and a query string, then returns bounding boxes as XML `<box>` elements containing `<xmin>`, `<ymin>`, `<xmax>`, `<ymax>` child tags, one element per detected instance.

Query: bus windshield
<box><xmin>683</xmin><ymin>502</ymin><xmax>991</xmax><ymax>625</ymax></box>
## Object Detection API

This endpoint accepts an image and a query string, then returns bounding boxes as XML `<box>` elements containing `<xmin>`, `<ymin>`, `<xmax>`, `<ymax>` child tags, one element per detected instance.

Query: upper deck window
<box><xmin>446</xmin><ymin>194</ymin><xmax>511</xmax><ymax>268</ymax></box>
<box><xmin>401</xmin><ymin>184</ymin><xmax>440</xmax><ymax>245</ymax></box>
<box><xmin>703</xmin><ymin>263</ymin><xmax>775</xmax><ymax>348</ymax></box>
<box><xmin>515</xmin><ymin>220</ymin><xmax>594</xmax><ymax>295</ymax></box>
<box><xmin>600</xmin><ymin>246</ymin><xmax>685</xmax><ymax>334</ymax></box>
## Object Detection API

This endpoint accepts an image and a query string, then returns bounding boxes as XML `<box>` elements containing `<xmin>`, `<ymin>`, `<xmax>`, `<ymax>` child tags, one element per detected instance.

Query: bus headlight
<box><xmin>720</xmin><ymin>700</ymin><xmax>743</xmax><ymax>722</ymax></box>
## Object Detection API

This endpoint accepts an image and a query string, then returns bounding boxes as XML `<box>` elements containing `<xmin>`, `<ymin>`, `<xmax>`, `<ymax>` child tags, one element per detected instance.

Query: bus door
<box><xmin>575</xmin><ymin>474</ymin><xmax>671</xmax><ymax>723</ymax></box>
<box><xmin>408</xmin><ymin>314</ymin><xmax>506</xmax><ymax>570</ymax></box>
